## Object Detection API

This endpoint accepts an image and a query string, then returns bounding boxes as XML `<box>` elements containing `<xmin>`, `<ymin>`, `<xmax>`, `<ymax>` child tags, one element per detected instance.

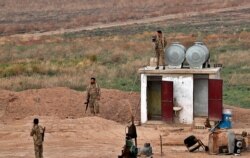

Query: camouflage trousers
<box><xmin>34</xmin><ymin>144</ymin><xmax>43</xmax><ymax>158</ymax></box>
<box><xmin>156</xmin><ymin>49</ymin><xmax>165</xmax><ymax>66</ymax></box>
<box><xmin>89</xmin><ymin>99</ymin><xmax>99</xmax><ymax>114</ymax></box>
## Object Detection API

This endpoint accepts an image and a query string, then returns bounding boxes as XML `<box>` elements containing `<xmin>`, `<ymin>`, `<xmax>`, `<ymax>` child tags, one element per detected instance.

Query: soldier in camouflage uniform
<box><xmin>30</xmin><ymin>118</ymin><xmax>45</xmax><ymax>158</ymax></box>
<box><xmin>86</xmin><ymin>77</ymin><xmax>101</xmax><ymax>114</ymax></box>
<box><xmin>154</xmin><ymin>30</ymin><xmax>167</xmax><ymax>70</ymax></box>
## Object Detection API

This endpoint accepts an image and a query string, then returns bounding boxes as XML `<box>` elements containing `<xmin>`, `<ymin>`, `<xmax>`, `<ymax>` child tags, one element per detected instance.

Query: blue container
<box><xmin>219</xmin><ymin>109</ymin><xmax>232</xmax><ymax>129</ymax></box>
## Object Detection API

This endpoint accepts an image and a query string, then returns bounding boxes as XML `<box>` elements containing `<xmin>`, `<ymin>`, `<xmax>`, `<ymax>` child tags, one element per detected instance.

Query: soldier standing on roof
<box><xmin>86</xmin><ymin>77</ymin><xmax>101</xmax><ymax>114</ymax></box>
<box><xmin>30</xmin><ymin>118</ymin><xmax>45</xmax><ymax>158</ymax></box>
<box><xmin>154</xmin><ymin>30</ymin><xmax>167</xmax><ymax>70</ymax></box>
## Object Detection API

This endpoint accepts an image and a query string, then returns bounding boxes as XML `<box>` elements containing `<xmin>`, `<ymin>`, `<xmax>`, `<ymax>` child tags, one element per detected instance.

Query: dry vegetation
<box><xmin>0</xmin><ymin>34</ymin><xmax>150</xmax><ymax>91</ymax></box>
<box><xmin>0</xmin><ymin>0</ymin><xmax>249</xmax><ymax>35</ymax></box>
<box><xmin>0</xmin><ymin>29</ymin><xmax>249</xmax><ymax>101</ymax></box>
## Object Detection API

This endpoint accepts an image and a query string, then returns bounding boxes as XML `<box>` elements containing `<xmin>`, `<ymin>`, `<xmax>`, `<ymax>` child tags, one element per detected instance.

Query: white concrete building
<box><xmin>138</xmin><ymin>67</ymin><xmax>223</xmax><ymax>124</ymax></box>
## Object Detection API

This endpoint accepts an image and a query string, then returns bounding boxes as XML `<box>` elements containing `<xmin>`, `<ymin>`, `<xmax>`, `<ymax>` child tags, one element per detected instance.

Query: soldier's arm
<box><xmin>155</xmin><ymin>39</ymin><xmax>159</xmax><ymax>49</ymax></box>
<box><xmin>86</xmin><ymin>86</ymin><xmax>90</xmax><ymax>101</ymax></box>
<box><xmin>30</xmin><ymin>127</ymin><xmax>35</xmax><ymax>136</ymax></box>
<box><xmin>97</xmin><ymin>84</ymin><xmax>101</xmax><ymax>99</ymax></box>
<box><xmin>164</xmin><ymin>36</ymin><xmax>167</xmax><ymax>48</ymax></box>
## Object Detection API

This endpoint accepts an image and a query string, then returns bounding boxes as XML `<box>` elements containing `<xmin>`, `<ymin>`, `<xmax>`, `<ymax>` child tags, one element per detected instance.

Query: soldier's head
<box><xmin>90</xmin><ymin>77</ymin><xmax>96</xmax><ymax>84</ymax></box>
<box><xmin>157</xmin><ymin>30</ymin><xmax>162</xmax><ymax>37</ymax></box>
<box><xmin>33</xmin><ymin>118</ymin><xmax>39</xmax><ymax>125</ymax></box>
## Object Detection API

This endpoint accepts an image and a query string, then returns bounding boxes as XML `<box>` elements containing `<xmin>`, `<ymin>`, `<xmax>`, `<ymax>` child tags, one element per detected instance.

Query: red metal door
<box><xmin>208</xmin><ymin>79</ymin><xmax>223</xmax><ymax>121</ymax></box>
<box><xmin>161</xmin><ymin>81</ymin><xmax>173</xmax><ymax>122</ymax></box>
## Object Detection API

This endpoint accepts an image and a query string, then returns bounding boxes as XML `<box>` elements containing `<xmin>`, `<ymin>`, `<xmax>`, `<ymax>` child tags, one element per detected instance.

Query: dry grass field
<box><xmin>0</xmin><ymin>0</ymin><xmax>249</xmax><ymax>35</ymax></box>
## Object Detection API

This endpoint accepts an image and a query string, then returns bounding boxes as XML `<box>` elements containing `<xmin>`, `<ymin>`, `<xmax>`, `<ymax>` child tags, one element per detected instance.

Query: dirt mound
<box><xmin>0</xmin><ymin>87</ymin><xmax>140</xmax><ymax>123</ymax></box>
<box><xmin>1</xmin><ymin>87</ymin><xmax>249</xmax><ymax>128</ymax></box>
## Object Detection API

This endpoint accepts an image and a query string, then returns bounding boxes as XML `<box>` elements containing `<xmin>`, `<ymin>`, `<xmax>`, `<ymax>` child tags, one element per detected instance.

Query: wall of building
<box><xmin>162</xmin><ymin>75</ymin><xmax>193</xmax><ymax>124</ymax></box>
<box><xmin>140</xmin><ymin>74</ymin><xmax>147</xmax><ymax>123</ymax></box>
<box><xmin>140</xmin><ymin>69</ymin><xmax>221</xmax><ymax>124</ymax></box>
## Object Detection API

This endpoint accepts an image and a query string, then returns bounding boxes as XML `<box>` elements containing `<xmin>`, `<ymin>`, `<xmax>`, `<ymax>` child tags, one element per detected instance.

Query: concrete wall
<box><xmin>141</xmin><ymin>74</ymin><xmax>147</xmax><ymax>123</ymax></box>
<box><xmin>162</xmin><ymin>75</ymin><xmax>193</xmax><ymax>124</ymax></box>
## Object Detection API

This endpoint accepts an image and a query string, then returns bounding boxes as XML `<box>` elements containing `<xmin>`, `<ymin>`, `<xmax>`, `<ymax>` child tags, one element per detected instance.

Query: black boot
<box><xmin>163</xmin><ymin>66</ymin><xmax>165</xmax><ymax>70</ymax></box>
<box><xmin>155</xmin><ymin>66</ymin><xmax>159</xmax><ymax>70</ymax></box>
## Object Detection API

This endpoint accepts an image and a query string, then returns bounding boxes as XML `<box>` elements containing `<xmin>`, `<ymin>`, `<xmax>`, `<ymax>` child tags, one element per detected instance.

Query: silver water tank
<box><xmin>186</xmin><ymin>42</ymin><xmax>209</xmax><ymax>68</ymax></box>
<box><xmin>165</xmin><ymin>42</ymin><xmax>186</xmax><ymax>68</ymax></box>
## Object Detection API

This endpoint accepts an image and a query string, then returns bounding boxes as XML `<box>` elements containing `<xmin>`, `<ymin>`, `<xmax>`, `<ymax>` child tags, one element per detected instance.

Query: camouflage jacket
<box><xmin>155</xmin><ymin>35</ymin><xmax>167</xmax><ymax>50</ymax></box>
<box><xmin>30</xmin><ymin>125</ymin><xmax>44</xmax><ymax>145</ymax></box>
<box><xmin>86</xmin><ymin>83</ymin><xmax>101</xmax><ymax>100</ymax></box>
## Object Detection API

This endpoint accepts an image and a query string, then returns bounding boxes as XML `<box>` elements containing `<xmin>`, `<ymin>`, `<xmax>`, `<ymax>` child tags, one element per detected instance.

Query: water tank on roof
<box><xmin>165</xmin><ymin>42</ymin><xmax>186</xmax><ymax>68</ymax></box>
<box><xmin>186</xmin><ymin>42</ymin><xmax>209</xmax><ymax>69</ymax></box>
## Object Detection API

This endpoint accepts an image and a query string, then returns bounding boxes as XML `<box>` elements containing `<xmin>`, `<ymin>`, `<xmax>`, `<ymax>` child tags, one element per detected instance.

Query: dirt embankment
<box><xmin>1</xmin><ymin>87</ymin><xmax>250</xmax><ymax>128</ymax></box>
<box><xmin>0</xmin><ymin>87</ymin><xmax>250</xmax><ymax>128</ymax></box>
<box><xmin>0</xmin><ymin>87</ymin><xmax>140</xmax><ymax>123</ymax></box>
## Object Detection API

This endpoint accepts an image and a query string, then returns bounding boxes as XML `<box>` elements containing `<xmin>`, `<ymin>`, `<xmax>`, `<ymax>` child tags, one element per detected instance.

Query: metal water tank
<box><xmin>186</xmin><ymin>42</ymin><xmax>209</xmax><ymax>68</ymax></box>
<box><xmin>165</xmin><ymin>42</ymin><xmax>186</xmax><ymax>68</ymax></box>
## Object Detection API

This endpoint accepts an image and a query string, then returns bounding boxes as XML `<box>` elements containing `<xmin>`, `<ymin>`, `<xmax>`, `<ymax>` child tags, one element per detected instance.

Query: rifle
<box><xmin>42</xmin><ymin>127</ymin><xmax>46</xmax><ymax>142</ymax></box>
<box><xmin>84</xmin><ymin>95</ymin><xmax>90</xmax><ymax>113</ymax></box>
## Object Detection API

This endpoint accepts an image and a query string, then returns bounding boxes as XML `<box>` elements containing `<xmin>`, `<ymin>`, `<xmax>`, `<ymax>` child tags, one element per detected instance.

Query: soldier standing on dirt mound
<box><xmin>30</xmin><ymin>118</ymin><xmax>45</xmax><ymax>158</ymax></box>
<box><xmin>86</xmin><ymin>77</ymin><xmax>101</xmax><ymax>114</ymax></box>
<box><xmin>154</xmin><ymin>30</ymin><xmax>167</xmax><ymax>70</ymax></box>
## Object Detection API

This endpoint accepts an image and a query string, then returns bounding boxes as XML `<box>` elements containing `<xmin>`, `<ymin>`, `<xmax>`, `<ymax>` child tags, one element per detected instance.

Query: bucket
<box><xmin>219</xmin><ymin>109</ymin><xmax>232</xmax><ymax>129</ymax></box>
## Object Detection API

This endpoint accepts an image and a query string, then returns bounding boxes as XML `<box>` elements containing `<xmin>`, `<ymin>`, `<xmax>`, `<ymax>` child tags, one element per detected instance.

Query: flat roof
<box><xmin>138</xmin><ymin>66</ymin><xmax>221</xmax><ymax>75</ymax></box>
